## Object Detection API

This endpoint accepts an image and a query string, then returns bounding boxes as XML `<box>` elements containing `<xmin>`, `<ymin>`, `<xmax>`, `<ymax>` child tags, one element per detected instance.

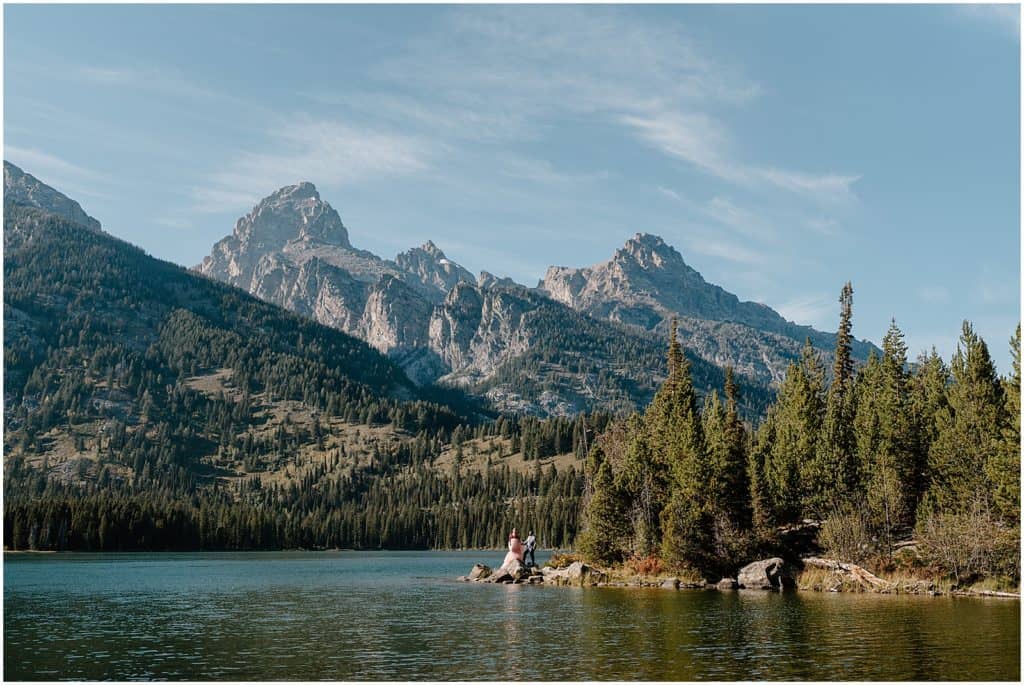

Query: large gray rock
<box><xmin>737</xmin><ymin>558</ymin><xmax>796</xmax><ymax>590</ymax></box>
<box><xmin>468</xmin><ymin>564</ymin><xmax>491</xmax><ymax>581</ymax></box>
<box><xmin>485</xmin><ymin>559</ymin><xmax>529</xmax><ymax>584</ymax></box>
<box><xmin>540</xmin><ymin>560</ymin><xmax>606</xmax><ymax>586</ymax></box>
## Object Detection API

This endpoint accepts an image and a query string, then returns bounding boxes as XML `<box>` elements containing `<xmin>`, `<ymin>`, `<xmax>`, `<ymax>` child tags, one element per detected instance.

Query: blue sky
<box><xmin>4</xmin><ymin>4</ymin><xmax>1020</xmax><ymax>371</ymax></box>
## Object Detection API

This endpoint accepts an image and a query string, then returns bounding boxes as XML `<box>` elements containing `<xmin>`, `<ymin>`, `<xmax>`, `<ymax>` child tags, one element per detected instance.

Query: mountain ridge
<box><xmin>195</xmin><ymin>181</ymin><xmax>873</xmax><ymax>410</ymax></box>
<box><xmin>3</xmin><ymin>160</ymin><xmax>102</xmax><ymax>233</ymax></box>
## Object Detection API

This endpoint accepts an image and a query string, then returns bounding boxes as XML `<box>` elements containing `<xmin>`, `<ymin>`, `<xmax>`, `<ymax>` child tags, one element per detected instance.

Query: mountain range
<box><xmin>197</xmin><ymin>181</ymin><xmax>876</xmax><ymax>415</ymax></box>
<box><xmin>0</xmin><ymin>159</ymin><xmax>859</xmax><ymax>548</ymax></box>
<box><xmin>2</xmin><ymin>161</ymin><xmax>874</xmax><ymax>420</ymax></box>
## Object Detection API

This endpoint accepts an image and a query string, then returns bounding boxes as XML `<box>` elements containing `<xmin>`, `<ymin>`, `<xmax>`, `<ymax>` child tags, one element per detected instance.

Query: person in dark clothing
<box><xmin>524</xmin><ymin>531</ymin><xmax>537</xmax><ymax>567</ymax></box>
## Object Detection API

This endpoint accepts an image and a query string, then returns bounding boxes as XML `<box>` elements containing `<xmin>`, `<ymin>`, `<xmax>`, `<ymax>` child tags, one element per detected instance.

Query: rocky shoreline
<box><xmin>459</xmin><ymin>556</ymin><xmax>1021</xmax><ymax>598</ymax></box>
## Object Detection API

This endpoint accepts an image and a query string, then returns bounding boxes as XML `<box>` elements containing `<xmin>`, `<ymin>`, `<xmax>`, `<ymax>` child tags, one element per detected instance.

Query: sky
<box><xmin>4</xmin><ymin>4</ymin><xmax>1021</xmax><ymax>371</ymax></box>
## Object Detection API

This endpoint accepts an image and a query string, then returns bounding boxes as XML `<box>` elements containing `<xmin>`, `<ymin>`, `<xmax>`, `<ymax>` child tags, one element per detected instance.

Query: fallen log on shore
<box><xmin>801</xmin><ymin>556</ymin><xmax>893</xmax><ymax>591</ymax></box>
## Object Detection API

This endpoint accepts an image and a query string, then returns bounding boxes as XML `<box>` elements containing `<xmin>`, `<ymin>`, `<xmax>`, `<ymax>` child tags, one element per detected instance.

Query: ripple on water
<box><xmin>4</xmin><ymin>551</ymin><xmax>1020</xmax><ymax>681</ymax></box>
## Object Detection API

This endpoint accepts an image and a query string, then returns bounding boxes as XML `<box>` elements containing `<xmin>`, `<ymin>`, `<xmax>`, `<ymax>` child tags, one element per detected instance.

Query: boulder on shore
<box><xmin>540</xmin><ymin>560</ymin><xmax>606</xmax><ymax>586</ymax></box>
<box><xmin>716</xmin><ymin>577</ymin><xmax>738</xmax><ymax>590</ymax></box>
<box><xmin>485</xmin><ymin>559</ymin><xmax>530</xmax><ymax>584</ymax></box>
<box><xmin>737</xmin><ymin>558</ymin><xmax>796</xmax><ymax>590</ymax></box>
<box><xmin>468</xmin><ymin>564</ymin><xmax>492</xmax><ymax>581</ymax></box>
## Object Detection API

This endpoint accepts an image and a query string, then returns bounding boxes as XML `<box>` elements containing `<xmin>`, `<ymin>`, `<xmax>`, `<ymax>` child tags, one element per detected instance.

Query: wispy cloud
<box><xmin>658</xmin><ymin>186</ymin><xmax>686</xmax><ymax>203</ymax></box>
<box><xmin>380</xmin><ymin>6</ymin><xmax>760</xmax><ymax>118</ymax></box>
<box><xmin>498</xmin><ymin>157</ymin><xmax>610</xmax><ymax>186</ymax></box>
<box><xmin>684</xmin><ymin>237</ymin><xmax>768</xmax><ymax>266</ymax></box>
<box><xmin>954</xmin><ymin>4</ymin><xmax>1020</xmax><ymax>37</ymax></box>
<box><xmin>185</xmin><ymin>6</ymin><xmax>856</xmax><ymax>232</ymax></box>
<box><xmin>623</xmin><ymin>110</ymin><xmax>859</xmax><ymax>203</ymax></box>
<box><xmin>704</xmin><ymin>196</ymin><xmax>773</xmax><ymax>240</ymax></box>
<box><xmin>4</xmin><ymin>145</ymin><xmax>110</xmax><ymax>198</ymax></box>
<box><xmin>193</xmin><ymin>117</ymin><xmax>432</xmax><ymax>212</ymax></box>
<box><xmin>76</xmin><ymin>64</ymin><xmax>231</xmax><ymax>102</ymax></box>
<box><xmin>777</xmin><ymin>293</ymin><xmax>836</xmax><ymax>327</ymax></box>
<box><xmin>363</xmin><ymin>5</ymin><xmax>857</xmax><ymax>203</ymax></box>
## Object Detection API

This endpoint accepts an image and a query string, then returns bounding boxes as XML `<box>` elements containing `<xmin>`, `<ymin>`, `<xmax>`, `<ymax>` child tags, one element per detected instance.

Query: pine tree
<box><xmin>617</xmin><ymin>414</ymin><xmax>665</xmax><ymax>557</ymax></box>
<box><xmin>764</xmin><ymin>340</ymin><xmax>824</xmax><ymax>525</ymax></box>
<box><xmin>908</xmin><ymin>347</ymin><xmax>950</xmax><ymax>512</ymax></box>
<box><xmin>852</xmin><ymin>321</ymin><xmax>918</xmax><ymax>558</ymax></box>
<box><xmin>922</xmin><ymin>322</ymin><xmax>1005</xmax><ymax>516</ymax></box>
<box><xmin>808</xmin><ymin>283</ymin><xmax>859</xmax><ymax>517</ymax></box>
<box><xmin>703</xmin><ymin>369</ymin><xmax>750</xmax><ymax>529</ymax></box>
<box><xmin>748</xmin><ymin>409</ymin><xmax>776</xmax><ymax>534</ymax></box>
<box><xmin>986</xmin><ymin>324</ymin><xmax>1021</xmax><ymax>525</ymax></box>
<box><xmin>652</xmin><ymin>319</ymin><xmax>709</xmax><ymax>570</ymax></box>
<box><xmin>723</xmin><ymin>368</ymin><xmax>752</xmax><ymax>528</ymax></box>
<box><xmin>578</xmin><ymin>445</ymin><xmax>628</xmax><ymax>565</ymax></box>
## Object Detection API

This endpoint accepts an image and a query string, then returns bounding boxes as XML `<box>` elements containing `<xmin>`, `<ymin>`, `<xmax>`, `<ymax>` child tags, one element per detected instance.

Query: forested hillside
<box><xmin>2</xmin><ymin>203</ymin><xmax>588</xmax><ymax>550</ymax></box>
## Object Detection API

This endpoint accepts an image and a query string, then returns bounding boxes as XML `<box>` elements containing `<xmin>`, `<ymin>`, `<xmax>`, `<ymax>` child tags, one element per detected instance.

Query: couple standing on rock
<box><xmin>501</xmin><ymin>528</ymin><xmax>537</xmax><ymax>568</ymax></box>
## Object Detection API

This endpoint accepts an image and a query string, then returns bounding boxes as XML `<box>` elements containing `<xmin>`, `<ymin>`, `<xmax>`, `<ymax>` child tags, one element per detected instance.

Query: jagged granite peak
<box><xmin>542</xmin><ymin>232</ymin><xmax>799</xmax><ymax>334</ymax></box>
<box><xmin>199</xmin><ymin>181</ymin><xmax>351</xmax><ymax>287</ymax></box>
<box><xmin>617</xmin><ymin>232</ymin><xmax>687</xmax><ymax>270</ymax></box>
<box><xmin>395</xmin><ymin>240</ymin><xmax>474</xmax><ymax>294</ymax></box>
<box><xmin>243</xmin><ymin>181</ymin><xmax>350</xmax><ymax>247</ymax></box>
<box><xmin>539</xmin><ymin>231</ymin><xmax>878</xmax><ymax>385</ymax></box>
<box><xmin>197</xmin><ymin>181</ymin><xmax>423</xmax><ymax>297</ymax></box>
<box><xmin>478</xmin><ymin>270</ymin><xmax>520</xmax><ymax>290</ymax></box>
<box><xmin>3</xmin><ymin>160</ymin><xmax>102</xmax><ymax>233</ymax></box>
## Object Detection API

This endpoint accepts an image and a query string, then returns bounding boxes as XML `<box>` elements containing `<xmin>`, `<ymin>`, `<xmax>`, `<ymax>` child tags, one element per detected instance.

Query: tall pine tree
<box><xmin>654</xmin><ymin>319</ymin><xmax>710</xmax><ymax>571</ymax></box>
<box><xmin>986</xmin><ymin>324</ymin><xmax>1021</xmax><ymax>526</ymax></box>
<box><xmin>807</xmin><ymin>282</ymin><xmax>859</xmax><ymax>517</ymax></box>
<box><xmin>765</xmin><ymin>340</ymin><xmax>824</xmax><ymax>525</ymax></box>
<box><xmin>922</xmin><ymin>322</ymin><xmax>1005</xmax><ymax>516</ymax></box>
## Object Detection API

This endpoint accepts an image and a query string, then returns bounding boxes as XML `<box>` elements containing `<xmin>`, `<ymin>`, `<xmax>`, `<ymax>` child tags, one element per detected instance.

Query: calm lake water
<box><xmin>4</xmin><ymin>550</ymin><xmax>1020</xmax><ymax>681</ymax></box>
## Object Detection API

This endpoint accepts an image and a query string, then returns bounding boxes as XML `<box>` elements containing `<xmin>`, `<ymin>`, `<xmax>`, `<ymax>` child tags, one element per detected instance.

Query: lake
<box><xmin>3</xmin><ymin>551</ymin><xmax>1020</xmax><ymax>680</ymax></box>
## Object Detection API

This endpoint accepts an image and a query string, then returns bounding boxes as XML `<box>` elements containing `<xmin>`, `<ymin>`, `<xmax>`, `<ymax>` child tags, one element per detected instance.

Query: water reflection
<box><xmin>499</xmin><ymin>585</ymin><xmax>525</xmax><ymax>679</ymax></box>
<box><xmin>4</xmin><ymin>552</ymin><xmax>1019</xmax><ymax>681</ymax></box>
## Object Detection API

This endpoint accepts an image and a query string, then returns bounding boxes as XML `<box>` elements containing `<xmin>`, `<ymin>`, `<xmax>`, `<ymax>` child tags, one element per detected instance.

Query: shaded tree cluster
<box><xmin>581</xmin><ymin>284</ymin><xmax>1020</xmax><ymax>585</ymax></box>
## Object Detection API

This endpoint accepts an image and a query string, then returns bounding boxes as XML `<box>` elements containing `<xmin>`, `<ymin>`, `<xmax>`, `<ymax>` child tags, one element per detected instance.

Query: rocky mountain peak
<box><xmin>274</xmin><ymin>180</ymin><xmax>320</xmax><ymax>201</ymax></box>
<box><xmin>478</xmin><ymin>271</ymin><xmax>519</xmax><ymax>290</ymax></box>
<box><xmin>420</xmin><ymin>240</ymin><xmax>443</xmax><ymax>257</ymax></box>
<box><xmin>236</xmin><ymin>181</ymin><xmax>350</xmax><ymax>249</ymax></box>
<box><xmin>395</xmin><ymin>240</ymin><xmax>474</xmax><ymax>294</ymax></box>
<box><xmin>3</xmin><ymin>160</ymin><xmax>102</xmax><ymax>233</ymax></box>
<box><xmin>616</xmin><ymin>232</ymin><xmax>687</xmax><ymax>271</ymax></box>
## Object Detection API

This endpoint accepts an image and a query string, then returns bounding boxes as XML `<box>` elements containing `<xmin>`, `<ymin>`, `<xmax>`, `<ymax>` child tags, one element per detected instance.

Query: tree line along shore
<box><xmin>577</xmin><ymin>284</ymin><xmax>1020</xmax><ymax>593</ymax></box>
<box><xmin>4</xmin><ymin>275</ymin><xmax>1020</xmax><ymax>596</ymax></box>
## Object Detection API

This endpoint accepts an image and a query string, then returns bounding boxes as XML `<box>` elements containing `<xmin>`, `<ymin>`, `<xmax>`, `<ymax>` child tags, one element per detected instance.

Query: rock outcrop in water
<box><xmin>459</xmin><ymin>560</ymin><xmax>606</xmax><ymax>586</ymax></box>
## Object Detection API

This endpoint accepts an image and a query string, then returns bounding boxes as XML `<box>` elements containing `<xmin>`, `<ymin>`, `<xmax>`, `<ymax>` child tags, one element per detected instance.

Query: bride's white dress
<box><xmin>501</xmin><ymin>536</ymin><xmax>524</xmax><ymax>567</ymax></box>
